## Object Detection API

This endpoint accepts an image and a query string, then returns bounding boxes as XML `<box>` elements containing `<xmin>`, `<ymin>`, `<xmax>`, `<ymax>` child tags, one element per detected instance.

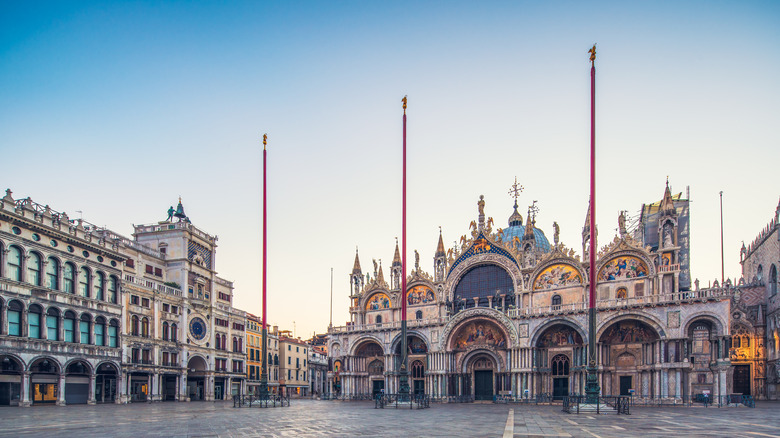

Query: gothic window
<box><xmin>757</xmin><ymin>265</ymin><xmax>763</xmax><ymax>282</ymax></box>
<box><xmin>215</xmin><ymin>333</ymin><xmax>222</xmax><ymax>349</ymax></box>
<box><xmin>141</xmin><ymin>317</ymin><xmax>149</xmax><ymax>338</ymax></box>
<box><xmin>552</xmin><ymin>294</ymin><xmax>562</xmax><ymax>310</ymax></box>
<box><xmin>368</xmin><ymin>360</ymin><xmax>384</xmax><ymax>376</ymax></box>
<box><xmin>454</xmin><ymin>264</ymin><xmax>514</xmax><ymax>308</ymax></box>
<box><xmin>233</xmin><ymin>337</ymin><xmax>239</xmax><ymax>352</ymax></box>
<box><xmin>170</xmin><ymin>323</ymin><xmax>177</xmax><ymax>342</ymax></box>
<box><xmin>411</xmin><ymin>360</ymin><xmax>424</xmax><ymax>378</ymax></box>
<box><xmin>27</xmin><ymin>252</ymin><xmax>42</xmax><ymax>286</ymax></box>
<box><xmin>46</xmin><ymin>257</ymin><xmax>59</xmax><ymax>290</ymax></box>
<box><xmin>770</xmin><ymin>264</ymin><xmax>777</xmax><ymax>297</ymax></box>
<box><xmin>551</xmin><ymin>354</ymin><xmax>570</xmax><ymax>376</ymax></box>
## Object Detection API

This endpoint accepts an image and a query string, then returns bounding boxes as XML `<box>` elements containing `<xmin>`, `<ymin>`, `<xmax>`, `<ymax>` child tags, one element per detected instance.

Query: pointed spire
<box><xmin>659</xmin><ymin>178</ymin><xmax>676</xmax><ymax>214</ymax></box>
<box><xmin>392</xmin><ymin>238</ymin><xmax>402</xmax><ymax>266</ymax></box>
<box><xmin>376</xmin><ymin>261</ymin><xmax>385</xmax><ymax>285</ymax></box>
<box><xmin>508</xmin><ymin>199</ymin><xmax>523</xmax><ymax>227</ymax></box>
<box><xmin>435</xmin><ymin>227</ymin><xmax>446</xmax><ymax>256</ymax></box>
<box><xmin>352</xmin><ymin>247</ymin><xmax>362</xmax><ymax>274</ymax></box>
<box><xmin>174</xmin><ymin>196</ymin><xmax>187</xmax><ymax>221</ymax></box>
<box><xmin>524</xmin><ymin>206</ymin><xmax>535</xmax><ymax>238</ymax></box>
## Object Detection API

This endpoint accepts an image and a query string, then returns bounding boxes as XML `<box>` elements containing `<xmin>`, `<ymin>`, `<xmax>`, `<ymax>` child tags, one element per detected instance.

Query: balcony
<box><xmin>659</xmin><ymin>264</ymin><xmax>681</xmax><ymax>273</ymax></box>
<box><xmin>124</xmin><ymin>274</ymin><xmax>182</xmax><ymax>297</ymax></box>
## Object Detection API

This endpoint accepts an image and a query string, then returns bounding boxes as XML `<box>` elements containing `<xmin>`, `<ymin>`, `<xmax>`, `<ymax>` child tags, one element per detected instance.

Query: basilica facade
<box><xmin>327</xmin><ymin>183</ymin><xmax>775</xmax><ymax>401</ymax></box>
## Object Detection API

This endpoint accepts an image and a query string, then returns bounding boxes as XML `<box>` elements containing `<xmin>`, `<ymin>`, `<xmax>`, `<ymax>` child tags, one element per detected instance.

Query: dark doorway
<box><xmin>733</xmin><ymin>365</ymin><xmax>751</xmax><ymax>395</ymax></box>
<box><xmin>619</xmin><ymin>376</ymin><xmax>632</xmax><ymax>396</ymax></box>
<box><xmin>553</xmin><ymin>377</ymin><xmax>569</xmax><ymax>400</ymax></box>
<box><xmin>474</xmin><ymin>370</ymin><xmax>493</xmax><ymax>400</ymax></box>
<box><xmin>372</xmin><ymin>380</ymin><xmax>384</xmax><ymax>397</ymax></box>
<box><xmin>163</xmin><ymin>375</ymin><xmax>177</xmax><ymax>401</ymax></box>
<box><xmin>413</xmin><ymin>380</ymin><xmax>424</xmax><ymax>395</ymax></box>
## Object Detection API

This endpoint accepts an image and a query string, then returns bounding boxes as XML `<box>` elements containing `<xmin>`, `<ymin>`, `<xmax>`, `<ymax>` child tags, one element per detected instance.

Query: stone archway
<box><xmin>0</xmin><ymin>355</ymin><xmax>24</xmax><ymax>406</ymax></box>
<box><xmin>465</xmin><ymin>352</ymin><xmax>497</xmax><ymax>401</ymax></box>
<box><xmin>599</xmin><ymin>319</ymin><xmax>659</xmax><ymax>397</ymax></box>
<box><xmin>535</xmin><ymin>324</ymin><xmax>584</xmax><ymax>397</ymax></box>
<box><xmin>186</xmin><ymin>356</ymin><xmax>208</xmax><ymax>401</ymax></box>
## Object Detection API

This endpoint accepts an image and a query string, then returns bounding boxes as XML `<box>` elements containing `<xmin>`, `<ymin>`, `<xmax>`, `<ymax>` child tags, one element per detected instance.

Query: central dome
<box><xmin>502</xmin><ymin>203</ymin><xmax>551</xmax><ymax>253</ymax></box>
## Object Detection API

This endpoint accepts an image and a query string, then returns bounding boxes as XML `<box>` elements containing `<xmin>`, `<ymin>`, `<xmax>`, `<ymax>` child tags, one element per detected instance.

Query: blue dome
<box><xmin>502</xmin><ymin>225</ymin><xmax>551</xmax><ymax>253</ymax></box>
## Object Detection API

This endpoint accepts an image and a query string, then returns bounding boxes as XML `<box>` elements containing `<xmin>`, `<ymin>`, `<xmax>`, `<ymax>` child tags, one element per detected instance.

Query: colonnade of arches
<box><xmin>0</xmin><ymin>354</ymin><xmax>119</xmax><ymax>406</ymax></box>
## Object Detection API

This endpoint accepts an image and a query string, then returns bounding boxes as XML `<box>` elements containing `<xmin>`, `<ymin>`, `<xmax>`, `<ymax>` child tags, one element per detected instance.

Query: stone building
<box><xmin>309</xmin><ymin>346</ymin><xmax>328</xmax><ymax>397</ymax></box>
<box><xmin>739</xmin><ymin>198</ymin><xmax>780</xmax><ymax>400</ymax></box>
<box><xmin>0</xmin><ymin>190</ymin><xmax>124</xmax><ymax>406</ymax></box>
<box><xmin>328</xmin><ymin>182</ymin><xmax>759</xmax><ymax>401</ymax></box>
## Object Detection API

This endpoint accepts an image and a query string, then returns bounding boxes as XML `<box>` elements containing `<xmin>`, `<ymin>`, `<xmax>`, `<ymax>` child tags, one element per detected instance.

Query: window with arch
<box><xmin>46</xmin><ymin>257</ymin><xmax>59</xmax><ymax>290</ymax></box>
<box><xmin>28</xmin><ymin>305</ymin><xmax>43</xmax><ymax>339</ymax></box>
<box><xmin>757</xmin><ymin>265</ymin><xmax>764</xmax><ymax>282</ymax></box>
<box><xmin>215</xmin><ymin>333</ymin><xmax>222</xmax><ymax>349</ymax></box>
<box><xmin>233</xmin><ymin>336</ymin><xmax>239</xmax><ymax>352</ymax></box>
<box><xmin>141</xmin><ymin>317</ymin><xmax>149</xmax><ymax>338</ymax></box>
<box><xmin>95</xmin><ymin>317</ymin><xmax>106</xmax><ymax>346</ymax></box>
<box><xmin>131</xmin><ymin>315</ymin><xmax>140</xmax><ymax>336</ymax></box>
<box><xmin>616</xmin><ymin>287</ymin><xmax>627</xmax><ymax>300</ymax></box>
<box><xmin>63</xmin><ymin>262</ymin><xmax>76</xmax><ymax>293</ymax></box>
<box><xmin>64</xmin><ymin>311</ymin><xmax>77</xmax><ymax>342</ymax></box>
<box><xmin>416</xmin><ymin>310</ymin><xmax>423</xmax><ymax>320</ymax></box>
<box><xmin>7</xmin><ymin>246</ymin><xmax>22</xmax><ymax>282</ymax></box>
<box><xmin>108</xmin><ymin>276</ymin><xmax>118</xmax><ymax>303</ymax></box>
<box><xmin>454</xmin><ymin>264</ymin><xmax>514</xmax><ymax>308</ymax></box>
<box><xmin>93</xmin><ymin>271</ymin><xmax>105</xmax><ymax>301</ymax></box>
<box><xmin>170</xmin><ymin>323</ymin><xmax>177</xmax><ymax>342</ymax></box>
<box><xmin>375</xmin><ymin>315</ymin><xmax>383</xmax><ymax>324</ymax></box>
<box><xmin>7</xmin><ymin>301</ymin><xmax>23</xmax><ymax>336</ymax></box>
<box><xmin>108</xmin><ymin>319</ymin><xmax>118</xmax><ymax>347</ymax></box>
<box><xmin>552</xmin><ymin>294</ymin><xmax>562</xmax><ymax>309</ymax></box>
<box><xmin>46</xmin><ymin>308</ymin><xmax>59</xmax><ymax>340</ymax></box>
<box><xmin>368</xmin><ymin>359</ymin><xmax>384</xmax><ymax>376</ymax></box>
<box><xmin>411</xmin><ymin>360</ymin><xmax>424</xmax><ymax>379</ymax></box>
<box><xmin>79</xmin><ymin>314</ymin><xmax>91</xmax><ymax>344</ymax></box>
<box><xmin>162</xmin><ymin>322</ymin><xmax>169</xmax><ymax>341</ymax></box>
<box><xmin>78</xmin><ymin>267</ymin><xmax>90</xmax><ymax>297</ymax></box>
<box><xmin>551</xmin><ymin>354</ymin><xmax>570</xmax><ymax>376</ymax></box>
<box><xmin>732</xmin><ymin>325</ymin><xmax>751</xmax><ymax>349</ymax></box>
<box><xmin>274</xmin><ymin>354</ymin><xmax>279</xmax><ymax>365</ymax></box>
<box><xmin>28</xmin><ymin>252</ymin><xmax>42</xmax><ymax>286</ymax></box>
<box><xmin>770</xmin><ymin>264</ymin><xmax>777</xmax><ymax>297</ymax></box>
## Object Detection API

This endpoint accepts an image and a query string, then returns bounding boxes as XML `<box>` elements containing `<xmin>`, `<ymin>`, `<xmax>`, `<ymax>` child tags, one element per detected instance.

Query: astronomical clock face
<box><xmin>189</xmin><ymin>316</ymin><xmax>208</xmax><ymax>342</ymax></box>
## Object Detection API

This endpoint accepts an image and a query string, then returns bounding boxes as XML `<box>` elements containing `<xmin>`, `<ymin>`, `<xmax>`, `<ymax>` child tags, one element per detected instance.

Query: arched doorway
<box><xmin>470</xmin><ymin>354</ymin><xmax>496</xmax><ymax>401</ymax></box>
<box><xmin>0</xmin><ymin>355</ymin><xmax>23</xmax><ymax>406</ymax></box>
<box><xmin>187</xmin><ymin>356</ymin><xmax>208</xmax><ymax>401</ymax></box>
<box><xmin>551</xmin><ymin>354</ymin><xmax>570</xmax><ymax>400</ymax></box>
<box><xmin>64</xmin><ymin>360</ymin><xmax>91</xmax><ymax>404</ymax></box>
<box><xmin>95</xmin><ymin>363</ymin><xmax>118</xmax><ymax>403</ymax></box>
<box><xmin>29</xmin><ymin>358</ymin><xmax>59</xmax><ymax>405</ymax></box>
<box><xmin>394</xmin><ymin>335</ymin><xmax>428</xmax><ymax>396</ymax></box>
<box><xmin>355</xmin><ymin>341</ymin><xmax>384</xmax><ymax>396</ymax></box>
<box><xmin>600</xmin><ymin>319</ymin><xmax>659</xmax><ymax>397</ymax></box>
<box><xmin>535</xmin><ymin>324</ymin><xmax>584</xmax><ymax>396</ymax></box>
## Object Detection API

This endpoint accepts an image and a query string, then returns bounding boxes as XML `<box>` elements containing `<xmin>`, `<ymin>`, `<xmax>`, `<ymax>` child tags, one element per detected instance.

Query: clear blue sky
<box><xmin>2</xmin><ymin>1</ymin><xmax>779</xmax><ymax>337</ymax></box>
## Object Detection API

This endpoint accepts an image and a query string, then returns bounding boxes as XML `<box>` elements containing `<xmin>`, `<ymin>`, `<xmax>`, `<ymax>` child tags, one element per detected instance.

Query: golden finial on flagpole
<box><xmin>588</xmin><ymin>44</ymin><xmax>596</xmax><ymax>65</ymax></box>
<box><xmin>263</xmin><ymin>133</ymin><xmax>267</xmax><ymax>150</ymax></box>
<box><xmin>402</xmin><ymin>95</ymin><xmax>407</xmax><ymax>115</ymax></box>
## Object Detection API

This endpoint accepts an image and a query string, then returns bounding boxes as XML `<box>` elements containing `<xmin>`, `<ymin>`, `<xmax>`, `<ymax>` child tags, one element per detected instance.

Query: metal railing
<box><xmin>562</xmin><ymin>395</ymin><xmax>631</xmax><ymax>415</ymax></box>
<box><xmin>233</xmin><ymin>393</ymin><xmax>290</xmax><ymax>408</ymax></box>
<box><xmin>623</xmin><ymin>394</ymin><xmax>754</xmax><ymax>408</ymax></box>
<box><xmin>374</xmin><ymin>394</ymin><xmax>430</xmax><ymax>409</ymax></box>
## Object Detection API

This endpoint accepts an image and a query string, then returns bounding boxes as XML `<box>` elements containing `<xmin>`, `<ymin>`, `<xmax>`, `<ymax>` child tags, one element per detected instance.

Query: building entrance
<box><xmin>413</xmin><ymin>380</ymin><xmax>424</xmax><ymax>395</ymax></box>
<box><xmin>32</xmin><ymin>383</ymin><xmax>57</xmax><ymax>404</ymax></box>
<box><xmin>619</xmin><ymin>376</ymin><xmax>632</xmax><ymax>396</ymax></box>
<box><xmin>474</xmin><ymin>370</ymin><xmax>493</xmax><ymax>400</ymax></box>
<box><xmin>372</xmin><ymin>380</ymin><xmax>384</xmax><ymax>397</ymax></box>
<box><xmin>553</xmin><ymin>377</ymin><xmax>568</xmax><ymax>400</ymax></box>
<box><xmin>162</xmin><ymin>375</ymin><xmax>177</xmax><ymax>401</ymax></box>
<box><xmin>187</xmin><ymin>377</ymin><xmax>205</xmax><ymax>401</ymax></box>
<box><xmin>733</xmin><ymin>365</ymin><xmax>751</xmax><ymax>395</ymax></box>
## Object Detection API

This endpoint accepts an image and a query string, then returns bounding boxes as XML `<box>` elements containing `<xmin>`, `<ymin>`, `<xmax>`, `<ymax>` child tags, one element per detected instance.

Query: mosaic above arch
<box><xmin>447</xmin><ymin>233</ymin><xmax>519</xmax><ymax>279</ymax></box>
<box><xmin>407</xmin><ymin>285</ymin><xmax>435</xmax><ymax>306</ymax></box>
<box><xmin>533</xmin><ymin>263</ymin><xmax>582</xmax><ymax>290</ymax></box>
<box><xmin>365</xmin><ymin>293</ymin><xmax>390</xmax><ymax>311</ymax></box>
<box><xmin>453</xmin><ymin>320</ymin><xmax>507</xmax><ymax>350</ymax></box>
<box><xmin>598</xmin><ymin>256</ymin><xmax>648</xmax><ymax>281</ymax></box>
<box><xmin>600</xmin><ymin>320</ymin><xmax>657</xmax><ymax>343</ymax></box>
<box><xmin>537</xmin><ymin>324</ymin><xmax>583</xmax><ymax>348</ymax></box>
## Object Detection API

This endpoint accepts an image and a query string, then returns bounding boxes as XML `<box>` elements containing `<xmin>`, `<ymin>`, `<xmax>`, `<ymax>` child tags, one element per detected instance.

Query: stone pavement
<box><xmin>0</xmin><ymin>399</ymin><xmax>779</xmax><ymax>437</ymax></box>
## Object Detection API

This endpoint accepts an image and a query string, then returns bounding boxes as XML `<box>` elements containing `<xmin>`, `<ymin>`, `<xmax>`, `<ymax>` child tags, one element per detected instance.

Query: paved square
<box><xmin>1</xmin><ymin>400</ymin><xmax>779</xmax><ymax>437</ymax></box>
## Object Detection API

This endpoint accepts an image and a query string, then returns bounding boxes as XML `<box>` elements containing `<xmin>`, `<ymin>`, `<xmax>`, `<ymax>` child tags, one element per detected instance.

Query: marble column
<box><xmin>20</xmin><ymin>371</ymin><xmax>31</xmax><ymax>407</ymax></box>
<box><xmin>88</xmin><ymin>373</ymin><xmax>96</xmax><ymax>404</ymax></box>
<box><xmin>56</xmin><ymin>374</ymin><xmax>66</xmax><ymax>406</ymax></box>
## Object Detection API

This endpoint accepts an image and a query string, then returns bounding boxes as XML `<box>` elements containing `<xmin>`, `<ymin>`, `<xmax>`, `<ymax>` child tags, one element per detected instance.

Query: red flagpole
<box><xmin>589</xmin><ymin>55</ymin><xmax>596</xmax><ymax>310</ymax></box>
<box><xmin>402</xmin><ymin>97</ymin><xmax>407</xmax><ymax>323</ymax></box>
<box><xmin>263</xmin><ymin>135</ymin><xmax>268</xmax><ymax>331</ymax></box>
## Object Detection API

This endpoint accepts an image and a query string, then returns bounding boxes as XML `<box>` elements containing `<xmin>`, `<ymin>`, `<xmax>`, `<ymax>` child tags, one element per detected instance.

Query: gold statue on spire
<box><xmin>588</xmin><ymin>44</ymin><xmax>596</xmax><ymax>65</ymax></box>
<box><xmin>263</xmin><ymin>133</ymin><xmax>267</xmax><ymax>150</ymax></box>
<box><xmin>402</xmin><ymin>95</ymin><xmax>407</xmax><ymax>114</ymax></box>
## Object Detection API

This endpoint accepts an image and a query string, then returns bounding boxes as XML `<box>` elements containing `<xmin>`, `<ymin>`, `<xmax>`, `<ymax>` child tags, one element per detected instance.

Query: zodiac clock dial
<box><xmin>189</xmin><ymin>317</ymin><xmax>207</xmax><ymax>341</ymax></box>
